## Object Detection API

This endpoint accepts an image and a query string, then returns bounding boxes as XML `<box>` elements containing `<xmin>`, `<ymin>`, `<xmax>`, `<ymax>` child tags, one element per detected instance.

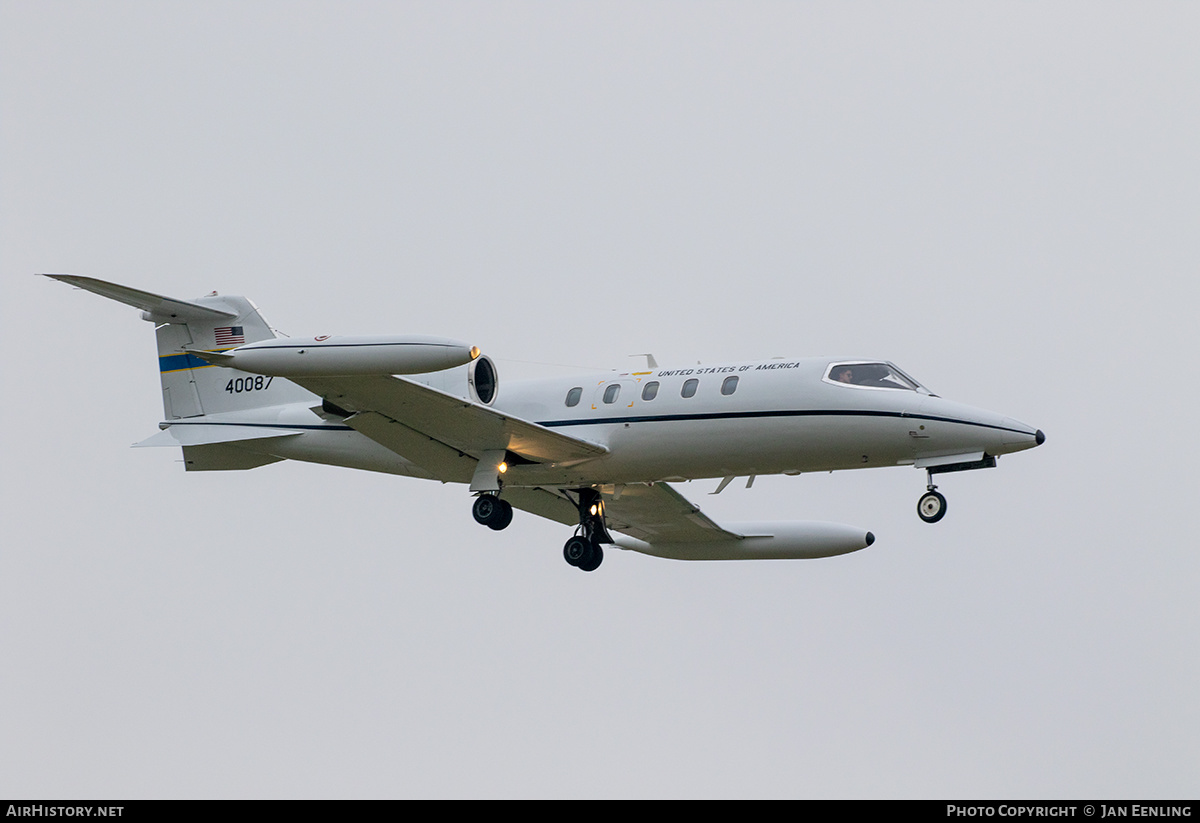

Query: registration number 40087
<box><xmin>225</xmin><ymin>376</ymin><xmax>273</xmax><ymax>394</ymax></box>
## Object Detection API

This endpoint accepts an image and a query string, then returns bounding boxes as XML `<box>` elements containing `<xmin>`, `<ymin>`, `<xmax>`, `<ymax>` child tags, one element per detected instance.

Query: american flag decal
<box><xmin>214</xmin><ymin>326</ymin><xmax>245</xmax><ymax>345</ymax></box>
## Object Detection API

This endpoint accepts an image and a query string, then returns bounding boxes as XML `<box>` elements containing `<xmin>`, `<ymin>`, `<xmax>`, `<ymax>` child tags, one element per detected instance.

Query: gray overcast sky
<box><xmin>2</xmin><ymin>1</ymin><xmax>1197</xmax><ymax>799</ymax></box>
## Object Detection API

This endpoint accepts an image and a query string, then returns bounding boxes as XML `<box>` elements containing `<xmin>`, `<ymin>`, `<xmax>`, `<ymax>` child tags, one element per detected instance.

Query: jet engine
<box><xmin>404</xmin><ymin>352</ymin><xmax>499</xmax><ymax>406</ymax></box>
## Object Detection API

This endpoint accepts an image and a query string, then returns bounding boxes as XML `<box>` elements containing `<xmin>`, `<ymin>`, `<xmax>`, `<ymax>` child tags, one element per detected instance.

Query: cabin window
<box><xmin>721</xmin><ymin>375</ymin><xmax>739</xmax><ymax>395</ymax></box>
<box><xmin>641</xmin><ymin>381</ymin><xmax>659</xmax><ymax>401</ymax></box>
<box><xmin>565</xmin><ymin>387</ymin><xmax>582</xmax><ymax>407</ymax></box>
<box><xmin>681</xmin><ymin>378</ymin><xmax>699</xmax><ymax>398</ymax></box>
<box><xmin>603</xmin><ymin>384</ymin><xmax>621</xmax><ymax>404</ymax></box>
<box><xmin>825</xmin><ymin>362</ymin><xmax>921</xmax><ymax>391</ymax></box>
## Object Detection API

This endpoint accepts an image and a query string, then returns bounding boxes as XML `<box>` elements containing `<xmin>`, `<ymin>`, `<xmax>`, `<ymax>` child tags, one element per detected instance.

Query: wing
<box><xmin>290</xmin><ymin>373</ymin><xmax>608</xmax><ymax>483</ymax></box>
<box><xmin>482</xmin><ymin>482</ymin><xmax>739</xmax><ymax>543</ymax></box>
<box><xmin>598</xmin><ymin>482</ymin><xmax>740</xmax><ymax>542</ymax></box>
<box><xmin>286</xmin><ymin>375</ymin><xmax>731</xmax><ymax>545</ymax></box>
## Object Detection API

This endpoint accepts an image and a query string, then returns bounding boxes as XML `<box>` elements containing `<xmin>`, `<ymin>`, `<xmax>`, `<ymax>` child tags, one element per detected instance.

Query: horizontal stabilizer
<box><xmin>182</xmin><ymin>444</ymin><xmax>286</xmax><ymax>472</ymax></box>
<box><xmin>134</xmin><ymin>424</ymin><xmax>304</xmax><ymax>448</ymax></box>
<box><xmin>42</xmin><ymin>274</ymin><xmax>237</xmax><ymax>323</ymax></box>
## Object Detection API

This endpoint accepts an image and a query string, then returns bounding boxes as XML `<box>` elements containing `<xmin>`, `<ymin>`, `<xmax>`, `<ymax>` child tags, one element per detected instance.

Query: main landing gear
<box><xmin>472</xmin><ymin>493</ymin><xmax>513</xmax><ymax>531</ymax></box>
<box><xmin>470</xmin><ymin>488</ymin><xmax>611</xmax><ymax>572</ymax></box>
<box><xmin>917</xmin><ymin>469</ymin><xmax>947</xmax><ymax>524</ymax></box>
<box><xmin>562</xmin><ymin>488</ymin><xmax>612</xmax><ymax>573</ymax></box>
<box><xmin>563</xmin><ymin>535</ymin><xmax>603</xmax><ymax>573</ymax></box>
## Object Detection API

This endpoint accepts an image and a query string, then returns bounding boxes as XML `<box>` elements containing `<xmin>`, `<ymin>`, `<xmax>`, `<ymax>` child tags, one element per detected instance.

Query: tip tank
<box><xmin>612</xmin><ymin>521</ymin><xmax>875</xmax><ymax>561</ymax></box>
<box><xmin>194</xmin><ymin>334</ymin><xmax>479</xmax><ymax>377</ymax></box>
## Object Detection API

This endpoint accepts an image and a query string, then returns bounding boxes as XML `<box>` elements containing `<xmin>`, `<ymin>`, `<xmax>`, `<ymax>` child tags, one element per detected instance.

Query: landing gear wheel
<box><xmin>491</xmin><ymin>500</ymin><xmax>513</xmax><ymax>530</ymax></box>
<box><xmin>577</xmin><ymin>542</ymin><xmax>603</xmax><ymax>572</ymax></box>
<box><xmin>563</xmin><ymin>536</ymin><xmax>588</xmax><ymax>566</ymax></box>
<box><xmin>918</xmin><ymin>490</ymin><xmax>947</xmax><ymax>523</ymax></box>
<box><xmin>472</xmin><ymin>496</ymin><xmax>513</xmax><ymax>531</ymax></box>
<box><xmin>563</xmin><ymin>536</ymin><xmax>603</xmax><ymax>571</ymax></box>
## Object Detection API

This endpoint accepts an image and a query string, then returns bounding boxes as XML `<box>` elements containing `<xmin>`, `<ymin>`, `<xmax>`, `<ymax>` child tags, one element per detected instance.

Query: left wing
<box><xmin>598</xmin><ymin>482</ymin><xmax>740</xmax><ymax>542</ymax></box>
<box><xmin>291</xmin><ymin>373</ymin><xmax>608</xmax><ymax>481</ymax></box>
<box><xmin>497</xmin><ymin>482</ymin><xmax>742</xmax><ymax>543</ymax></box>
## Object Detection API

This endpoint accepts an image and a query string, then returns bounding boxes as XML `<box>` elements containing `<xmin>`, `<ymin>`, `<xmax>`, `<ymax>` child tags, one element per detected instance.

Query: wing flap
<box><xmin>502</xmin><ymin>487</ymin><xmax>580</xmax><ymax>528</ymax></box>
<box><xmin>600</xmin><ymin>483</ymin><xmax>739</xmax><ymax>543</ymax></box>
<box><xmin>343</xmin><ymin>410</ymin><xmax>476</xmax><ymax>483</ymax></box>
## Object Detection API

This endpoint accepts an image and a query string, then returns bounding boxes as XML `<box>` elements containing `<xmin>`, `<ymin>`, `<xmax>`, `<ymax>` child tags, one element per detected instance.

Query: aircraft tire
<box><xmin>472</xmin><ymin>495</ymin><xmax>512</xmax><ymax>530</ymax></box>
<box><xmin>577</xmin><ymin>541</ymin><xmax>603</xmax><ymax>572</ymax></box>
<box><xmin>564</xmin><ymin>535</ymin><xmax>600</xmax><ymax>569</ymax></box>
<box><xmin>489</xmin><ymin>500</ymin><xmax>513</xmax><ymax>531</ymax></box>
<box><xmin>918</xmin><ymin>490</ymin><xmax>947</xmax><ymax>523</ymax></box>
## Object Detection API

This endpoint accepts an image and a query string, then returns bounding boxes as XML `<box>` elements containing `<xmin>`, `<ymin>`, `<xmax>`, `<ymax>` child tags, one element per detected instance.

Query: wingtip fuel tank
<box><xmin>612</xmin><ymin>520</ymin><xmax>876</xmax><ymax>561</ymax></box>
<box><xmin>193</xmin><ymin>334</ymin><xmax>479</xmax><ymax>377</ymax></box>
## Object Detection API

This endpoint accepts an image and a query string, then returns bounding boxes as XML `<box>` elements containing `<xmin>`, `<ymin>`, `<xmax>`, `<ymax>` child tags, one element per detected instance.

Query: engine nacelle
<box><xmin>403</xmin><ymin>353</ymin><xmax>500</xmax><ymax>406</ymax></box>
<box><xmin>467</xmin><ymin>354</ymin><xmax>498</xmax><ymax>405</ymax></box>
<box><xmin>205</xmin><ymin>334</ymin><xmax>480</xmax><ymax>377</ymax></box>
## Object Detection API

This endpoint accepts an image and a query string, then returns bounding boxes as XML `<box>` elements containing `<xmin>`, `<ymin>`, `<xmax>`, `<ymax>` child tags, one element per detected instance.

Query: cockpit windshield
<box><xmin>824</xmin><ymin>362</ymin><xmax>931</xmax><ymax>393</ymax></box>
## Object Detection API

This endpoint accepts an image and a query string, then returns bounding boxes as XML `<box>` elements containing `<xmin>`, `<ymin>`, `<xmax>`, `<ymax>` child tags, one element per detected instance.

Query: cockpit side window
<box><xmin>825</xmin><ymin>362</ymin><xmax>924</xmax><ymax>392</ymax></box>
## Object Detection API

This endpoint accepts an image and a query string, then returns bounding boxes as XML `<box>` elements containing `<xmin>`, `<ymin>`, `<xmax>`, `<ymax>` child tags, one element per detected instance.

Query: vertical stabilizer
<box><xmin>43</xmin><ymin>274</ymin><xmax>313</xmax><ymax>419</ymax></box>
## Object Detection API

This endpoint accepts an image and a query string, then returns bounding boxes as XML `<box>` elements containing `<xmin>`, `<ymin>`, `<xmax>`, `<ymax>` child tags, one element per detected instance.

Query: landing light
<box><xmin>498</xmin><ymin>461</ymin><xmax>508</xmax><ymax>474</ymax></box>
<box><xmin>470</xmin><ymin>346</ymin><xmax>481</xmax><ymax>360</ymax></box>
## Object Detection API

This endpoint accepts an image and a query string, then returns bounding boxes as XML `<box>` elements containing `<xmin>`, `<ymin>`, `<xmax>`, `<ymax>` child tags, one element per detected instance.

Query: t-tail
<box><xmin>43</xmin><ymin>274</ymin><xmax>313</xmax><ymax>419</ymax></box>
<box><xmin>43</xmin><ymin>274</ymin><xmax>321</xmax><ymax>472</ymax></box>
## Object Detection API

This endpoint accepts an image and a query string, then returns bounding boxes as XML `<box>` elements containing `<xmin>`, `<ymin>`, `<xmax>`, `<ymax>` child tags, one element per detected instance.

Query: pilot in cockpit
<box><xmin>829</xmin><ymin>363</ymin><xmax>919</xmax><ymax>391</ymax></box>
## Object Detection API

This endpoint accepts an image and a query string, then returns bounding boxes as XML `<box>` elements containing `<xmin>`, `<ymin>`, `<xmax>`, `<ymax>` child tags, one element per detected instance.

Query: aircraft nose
<box><xmin>1001</xmin><ymin>418</ymin><xmax>1045</xmax><ymax>450</ymax></box>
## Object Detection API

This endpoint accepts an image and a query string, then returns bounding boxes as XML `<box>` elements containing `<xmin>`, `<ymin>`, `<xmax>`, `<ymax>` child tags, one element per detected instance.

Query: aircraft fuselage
<box><xmin>203</xmin><ymin>355</ymin><xmax>1040</xmax><ymax>490</ymax></box>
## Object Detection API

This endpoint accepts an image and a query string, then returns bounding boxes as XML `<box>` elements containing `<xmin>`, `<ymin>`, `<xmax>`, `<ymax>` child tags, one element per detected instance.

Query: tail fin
<box><xmin>44</xmin><ymin>274</ymin><xmax>312</xmax><ymax>418</ymax></box>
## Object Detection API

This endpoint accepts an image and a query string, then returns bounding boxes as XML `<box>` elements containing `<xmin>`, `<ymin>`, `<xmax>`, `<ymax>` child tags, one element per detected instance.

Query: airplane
<box><xmin>44</xmin><ymin>274</ymin><xmax>1045</xmax><ymax>572</ymax></box>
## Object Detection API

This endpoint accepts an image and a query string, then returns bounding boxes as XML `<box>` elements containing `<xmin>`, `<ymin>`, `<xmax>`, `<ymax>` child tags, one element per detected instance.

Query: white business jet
<box><xmin>45</xmin><ymin>274</ymin><xmax>1044</xmax><ymax>572</ymax></box>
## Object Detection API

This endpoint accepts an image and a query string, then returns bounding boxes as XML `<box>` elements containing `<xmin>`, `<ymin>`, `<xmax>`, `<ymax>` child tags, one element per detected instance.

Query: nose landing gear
<box><xmin>918</xmin><ymin>468</ymin><xmax>947</xmax><ymax>523</ymax></box>
<box><xmin>918</xmin><ymin>488</ymin><xmax>947</xmax><ymax>523</ymax></box>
